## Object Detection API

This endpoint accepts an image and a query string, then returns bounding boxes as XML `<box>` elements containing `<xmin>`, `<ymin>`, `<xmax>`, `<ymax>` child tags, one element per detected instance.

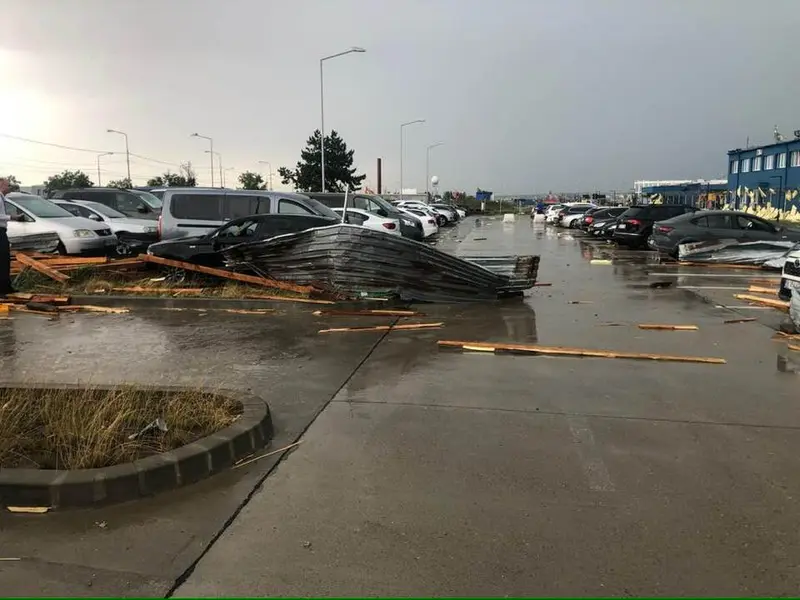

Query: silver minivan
<box><xmin>158</xmin><ymin>188</ymin><xmax>339</xmax><ymax>240</ymax></box>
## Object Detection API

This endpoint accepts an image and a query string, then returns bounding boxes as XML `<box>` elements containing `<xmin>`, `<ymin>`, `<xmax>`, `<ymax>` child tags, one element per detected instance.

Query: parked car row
<box><xmin>547</xmin><ymin>201</ymin><xmax>800</xmax><ymax>259</ymax></box>
<box><xmin>2</xmin><ymin>187</ymin><xmax>463</xmax><ymax>258</ymax></box>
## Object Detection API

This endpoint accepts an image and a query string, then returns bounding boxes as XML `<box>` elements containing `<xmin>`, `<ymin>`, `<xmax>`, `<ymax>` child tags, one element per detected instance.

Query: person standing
<box><xmin>0</xmin><ymin>178</ymin><xmax>13</xmax><ymax>296</ymax></box>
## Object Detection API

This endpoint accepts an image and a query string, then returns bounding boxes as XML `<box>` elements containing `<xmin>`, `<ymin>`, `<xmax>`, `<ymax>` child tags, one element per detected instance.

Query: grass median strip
<box><xmin>438</xmin><ymin>340</ymin><xmax>726</xmax><ymax>364</ymax></box>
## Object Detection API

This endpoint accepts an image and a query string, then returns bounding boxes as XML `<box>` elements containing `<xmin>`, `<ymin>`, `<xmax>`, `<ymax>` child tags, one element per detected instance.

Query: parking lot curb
<box><xmin>0</xmin><ymin>384</ymin><xmax>273</xmax><ymax>510</ymax></box>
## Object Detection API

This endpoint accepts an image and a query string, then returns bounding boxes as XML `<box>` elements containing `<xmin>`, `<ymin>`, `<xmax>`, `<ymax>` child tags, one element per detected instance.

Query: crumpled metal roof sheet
<box><xmin>223</xmin><ymin>224</ymin><xmax>539</xmax><ymax>302</ymax></box>
<box><xmin>678</xmin><ymin>238</ymin><xmax>799</xmax><ymax>269</ymax></box>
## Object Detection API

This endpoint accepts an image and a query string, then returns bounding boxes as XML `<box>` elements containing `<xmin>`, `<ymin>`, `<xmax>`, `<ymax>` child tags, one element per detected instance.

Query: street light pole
<box><xmin>191</xmin><ymin>133</ymin><xmax>214</xmax><ymax>187</ymax></box>
<box><xmin>96</xmin><ymin>152</ymin><xmax>114</xmax><ymax>186</ymax></box>
<box><xmin>320</xmin><ymin>47</ymin><xmax>366</xmax><ymax>193</ymax></box>
<box><xmin>425</xmin><ymin>142</ymin><xmax>444</xmax><ymax>199</ymax></box>
<box><xmin>205</xmin><ymin>150</ymin><xmax>223</xmax><ymax>188</ymax></box>
<box><xmin>400</xmin><ymin>119</ymin><xmax>425</xmax><ymax>202</ymax></box>
<box><xmin>258</xmin><ymin>161</ymin><xmax>273</xmax><ymax>190</ymax></box>
<box><xmin>106</xmin><ymin>129</ymin><xmax>131</xmax><ymax>183</ymax></box>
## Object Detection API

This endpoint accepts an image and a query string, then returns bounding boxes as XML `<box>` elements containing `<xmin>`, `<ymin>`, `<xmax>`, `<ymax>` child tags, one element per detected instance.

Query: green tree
<box><xmin>4</xmin><ymin>175</ymin><xmax>21</xmax><ymax>192</ymax></box>
<box><xmin>146</xmin><ymin>162</ymin><xmax>197</xmax><ymax>187</ymax></box>
<box><xmin>442</xmin><ymin>190</ymin><xmax>453</xmax><ymax>203</ymax></box>
<box><xmin>278</xmin><ymin>129</ymin><xmax>365</xmax><ymax>193</ymax></box>
<box><xmin>108</xmin><ymin>177</ymin><xmax>132</xmax><ymax>189</ymax></box>
<box><xmin>44</xmin><ymin>170</ymin><xmax>93</xmax><ymax>194</ymax></box>
<box><xmin>238</xmin><ymin>171</ymin><xmax>265</xmax><ymax>190</ymax></box>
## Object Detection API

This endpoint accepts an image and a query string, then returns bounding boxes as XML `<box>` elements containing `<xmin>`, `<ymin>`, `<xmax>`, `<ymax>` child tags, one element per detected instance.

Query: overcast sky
<box><xmin>2</xmin><ymin>0</ymin><xmax>799</xmax><ymax>194</ymax></box>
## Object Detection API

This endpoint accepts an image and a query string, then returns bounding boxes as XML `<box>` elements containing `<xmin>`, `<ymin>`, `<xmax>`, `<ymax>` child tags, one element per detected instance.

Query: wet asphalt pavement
<box><xmin>2</xmin><ymin>216</ymin><xmax>800</xmax><ymax>597</ymax></box>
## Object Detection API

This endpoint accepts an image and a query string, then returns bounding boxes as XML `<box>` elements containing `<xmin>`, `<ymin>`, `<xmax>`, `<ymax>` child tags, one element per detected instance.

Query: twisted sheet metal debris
<box><xmin>678</xmin><ymin>239</ymin><xmax>799</xmax><ymax>269</ymax></box>
<box><xmin>223</xmin><ymin>224</ymin><xmax>540</xmax><ymax>303</ymax></box>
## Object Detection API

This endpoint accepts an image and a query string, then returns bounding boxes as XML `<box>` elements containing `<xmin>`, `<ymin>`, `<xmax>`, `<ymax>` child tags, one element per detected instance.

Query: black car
<box><xmin>307</xmin><ymin>192</ymin><xmax>424</xmax><ymax>241</ymax></box>
<box><xmin>613</xmin><ymin>204</ymin><xmax>699</xmax><ymax>248</ymax></box>
<box><xmin>582</xmin><ymin>207</ymin><xmax>627</xmax><ymax>233</ymax></box>
<box><xmin>146</xmin><ymin>213</ymin><xmax>338</xmax><ymax>266</ymax></box>
<box><xmin>648</xmin><ymin>210</ymin><xmax>800</xmax><ymax>257</ymax></box>
<box><xmin>50</xmin><ymin>187</ymin><xmax>162</xmax><ymax>220</ymax></box>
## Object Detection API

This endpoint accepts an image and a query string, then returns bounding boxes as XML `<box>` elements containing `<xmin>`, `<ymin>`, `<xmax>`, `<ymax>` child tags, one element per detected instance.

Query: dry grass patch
<box><xmin>0</xmin><ymin>386</ymin><xmax>241</xmax><ymax>470</ymax></box>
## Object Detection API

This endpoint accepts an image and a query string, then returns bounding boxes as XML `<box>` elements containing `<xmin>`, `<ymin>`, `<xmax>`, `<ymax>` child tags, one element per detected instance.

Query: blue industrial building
<box><xmin>638</xmin><ymin>180</ymin><xmax>727</xmax><ymax>207</ymax></box>
<box><xmin>727</xmin><ymin>136</ymin><xmax>800</xmax><ymax>212</ymax></box>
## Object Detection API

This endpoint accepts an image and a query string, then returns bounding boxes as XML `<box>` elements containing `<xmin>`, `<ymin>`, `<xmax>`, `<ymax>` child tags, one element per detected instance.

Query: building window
<box><xmin>753</xmin><ymin>156</ymin><xmax>762</xmax><ymax>171</ymax></box>
<box><xmin>730</xmin><ymin>160</ymin><xmax>739</xmax><ymax>174</ymax></box>
<box><xmin>791</xmin><ymin>151</ymin><xmax>800</xmax><ymax>167</ymax></box>
<box><xmin>741</xmin><ymin>158</ymin><xmax>751</xmax><ymax>173</ymax></box>
<box><xmin>778</xmin><ymin>153</ymin><xmax>787</xmax><ymax>168</ymax></box>
<box><xmin>764</xmin><ymin>155</ymin><xmax>775</xmax><ymax>170</ymax></box>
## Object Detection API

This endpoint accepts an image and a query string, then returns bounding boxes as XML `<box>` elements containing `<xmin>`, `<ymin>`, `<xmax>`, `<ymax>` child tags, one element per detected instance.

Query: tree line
<box><xmin>5</xmin><ymin>129</ymin><xmax>367</xmax><ymax>194</ymax></box>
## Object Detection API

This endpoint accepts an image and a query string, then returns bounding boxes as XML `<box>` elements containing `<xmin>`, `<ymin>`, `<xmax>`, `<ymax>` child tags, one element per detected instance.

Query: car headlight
<box><xmin>143</xmin><ymin>226</ymin><xmax>157</xmax><ymax>234</ymax></box>
<box><xmin>72</xmin><ymin>229</ymin><xmax>96</xmax><ymax>238</ymax></box>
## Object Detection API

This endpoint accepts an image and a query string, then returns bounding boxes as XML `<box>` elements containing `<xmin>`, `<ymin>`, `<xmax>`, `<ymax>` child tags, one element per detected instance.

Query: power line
<box><xmin>0</xmin><ymin>133</ymin><xmax>111</xmax><ymax>154</ymax></box>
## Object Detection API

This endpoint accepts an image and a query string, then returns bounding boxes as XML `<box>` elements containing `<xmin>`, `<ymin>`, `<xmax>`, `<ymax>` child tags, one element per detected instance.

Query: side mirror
<box><xmin>137</xmin><ymin>205</ymin><xmax>148</xmax><ymax>213</ymax></box>
<box><xmin>13</xmin><ymin>214</ymin><xmax>27</xmax><ymax>223</ymax></box>
<box><xmin>89</xmin><ymin>213</ymin><xmax>102</xmax><ymax>222</ymax></box>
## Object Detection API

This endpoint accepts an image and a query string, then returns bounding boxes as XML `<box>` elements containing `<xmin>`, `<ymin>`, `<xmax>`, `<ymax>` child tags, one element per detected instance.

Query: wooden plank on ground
<box><xmin>14</xmin><ymin>253</ymin><xmax>69</xmax><ymax>283</ymax></box>
<box><xmin>437</xmin><ymin>340</ymin><xmax>726</xmax><ymax>365</ymax></box>
<box><xmin>111</xmin><ymin>286</ymin><xmax>206</xmax><ymax>294</ymax></box>
<box><xmin>723</xmin><ymin>317</ymin><xmax>757</xmax><ymax>324</ymax></box>
<box><xmin>733</xmin><ymin>294</ymin><xmax>789</xmax><ymax>311</ymax></box>
<box><xmin>140</xmin><ymin>254</ymin><xmax>314</xmax><ymax>294</ymax></box>
<box><xmin>313</xmin><ymin>309</ymin><xmax>422</xmax><ymax>317</ymax></box>
<box><xmin>637</xmin><ymin>324</ymin><xmax>699</xmax><ymax>331</ymax></box>
<box><xmin>59</xmin><ymin>305</ymin><xmax>129</xmax><ymax>314</ymax></box>
<box><xmin>747</xmin><ymin>286</ymin><xmax>778</xmax><ymax>295</ymax></box>
<box><xmin>320</xmin><ymin>322</ymin><xmax>443</xmax><ymax>334</ymax></box>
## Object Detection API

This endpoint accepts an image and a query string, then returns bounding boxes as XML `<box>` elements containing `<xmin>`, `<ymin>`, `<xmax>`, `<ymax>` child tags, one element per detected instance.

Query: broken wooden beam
<box><xmin>747</xmin><ymin>286</ymin><xmax>778</xmax><ymax>295</ymax></box>
<box><xmin>723</xmin><ymin>317</ymin><xmax>757</xmax><ymax>324</ymax></box>
<box><xmin>140</xmin><ymin>254</ymin><xmax>315</xmax><ymax>294</ymax></box>
<box><xmin>637</xmin><ymin>324</ymin><xmax>699</xmax><ymax>331</ymax></box>
<box><xmin>111</xmin><ymin>286</ymin><xmax>206</xmax><ymax>294</ymax></box>
<box><xmin>14</xmin><ymin>253</ymin><xmax>69</xmax><ymax>283</ymax></box>
<box><xmin>733</xmin><ymin>294</ymin><xmax>789</xmax><ymax>311</ymax></box>
<box><xmin>319</xmin><ymin>322</ymin><xmax>444</xmax><ymax>334</ymax></box>
<box><xmin>312</xmin><ymin>309</ymin><xmax>422</xmax><ymax>317</ymax></box>
<box><xmin>59</xmin><ymin>305</ymin><xmax>130</xmax><ymax>314</ymax></box>
<box><xmin>437</xmin><ymin>340</ymin><xmax>726</xmax><ymax>365</ymax></box>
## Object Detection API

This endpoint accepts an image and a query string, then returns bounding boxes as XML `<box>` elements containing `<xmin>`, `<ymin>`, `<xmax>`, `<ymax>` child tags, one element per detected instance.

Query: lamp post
<box><xmin>425</xmin><ymin>141</ymin><xmax>444</xmax><ymax>200</ymax></box>
<box><xmin>223</xmin><ymin>167</ymin><xmax>235</xmax><ymax>189</ymax></box>
<box><xmin>400</xmin><ymin>119</ymin><xmax>425</xmax><ymax>201</ymax></box>
<box><xmin>106</xmin><ymin>129</ymin><xmax>130</xmax><ymax>183</ymax></box>
<box><xmin>320</xmin><ymin>47</ymin><xmax>366</xmax><ymax>192</ymax></box>
<box><xmin>96</xmin><ymin>152</ymin><xmax>114</xmax><ymax>186</ymax></box>
<box><xmin>258</xmin><ymin>161</ymin><xmax>273</xmax><ymax>190</ymax></box>
<box><xmin>205</xmin><ymin>150</ymin><xmax>223</xmax><ymax>188</ymax></box>
<box><xmin>191</xmin><ymin>133</ymin><xmax>214</xmax><ymax>187</ymax></box>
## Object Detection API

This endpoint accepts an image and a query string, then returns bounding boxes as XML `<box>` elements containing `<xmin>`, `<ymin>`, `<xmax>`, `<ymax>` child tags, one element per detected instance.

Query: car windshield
<box><xmin>13</xmin><ymin>195</ymin><xmax>75</xmax><ymax>218</ymax></box>
<box><xmin>84</xmin><ymin>202</ymin><xmax>127</xmax><ymax>218</ymax></box>
<box><xmin>131</xmin><ymin>190</ymin><xmax>163</xmax><ymax>209</ymax></box>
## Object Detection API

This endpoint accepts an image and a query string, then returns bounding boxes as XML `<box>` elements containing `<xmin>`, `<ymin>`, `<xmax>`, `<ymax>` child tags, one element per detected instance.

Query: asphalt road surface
<box><xmin>1</xmin><ymin>216</ymin><xmax>798</xmax><ymax>597</ymax></box>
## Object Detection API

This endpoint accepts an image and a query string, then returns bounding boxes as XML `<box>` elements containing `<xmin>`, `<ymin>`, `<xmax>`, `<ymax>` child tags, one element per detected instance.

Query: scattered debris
<box><xmin>127</xmin><ymin>417</ymin><xmax>168</xmax><ymax>441</ymax></box>
<box><xmin>60</xmin><ymin>305</ymin><xmax>130</xmax><ymax>314</ymax></box>
<box><xmin>141</xmin><ymin>254</ymin><xmax>315</xmax><ymax>295</ymax></box>
<box><xmin>233</xmin><ymin>440</ymin><xmax>304</xmax><ymax>469</ymax></box>
<box><xmin>222</xmin><ymin>225</ymin><xmax>540</xmax><ymax>302</ymax></box>
<box><xmin>15</xmin><ymin>253</ymin><xmax>69</xmax><ymax>283</ymax></box>
<box><xmin>733</xmin><ymin>294</ymin><xmax>790</xmax><ymax>311</ymax></box>
<box><xmin>532</xmin><ymin>282</ymin><xmax>552</xmax><ymax>287</ymax></box>
<box><xmin>723</xmin><ymin>317</ymin><xmax>757</xmax><ymax>324</ymax></box>
<box><xmin>599</xmin><ymin>322</ymin><xmax>626</xmax><ymax>327</ymax></box>
<box><xmin>312</xmin><ymin>309</ymin><xmax>422</xmax><ymax>317</ymax></box>
<box><xmin>649</xmin><ymin>281</ymin><xmax>674</xmax><ymax>289</ymax></box>
<box><xmin>438</xmin><ymin>340</ymin><xmax>726</xmax><ymax>364</ymax></box>
<box><xmin>6</xmin><ymin>506</ymin><xmax>50</xmax><ymax>514</ymax></box>
<box><xmin>111</xmin><ymin>286</ymin><xmax>206</xmax><ymax>294</ymax></box>
<box><xmin>474</xmin><ymin>237</ymin><xmax>487</xmax><ymax>241</ymax></box>
<box><xmin>590</xmin><ymin>259</ymin><xmax>612</xmax><ymax>265</ymax></box>
<box><xmin>637</xmin><ymin>324</ymin><xmax>699</xmax><ymax>331</ymax></box>
<box><xmin>0</xmin><ymin>558</ymin><xmax>21</xmax><ymax>561</ymax></box>
<box><xmin>568</xmin><ymin>301</ymin><xmax>593</xmax><ymax>305</ymax></box>
<box><xmin>302</xmin><ymin>541</ymin><xmax>313</xmax><ymax>549</ymax></box>
<box><xmin>677</xmin><ymin>239</ymin><xmax>796</xmax><ymax>269</ymax></box>
<box><xmin>319</xmin><ymin>322</ymin><xmax>444</xmax><ymax>334</ymax></box>
<box><xmin>95</xmin><ymin>520</ymin><xmax>107</xmax><ymax>529</ymax></box>
<box><xmin>747</xmin><ymin>286</ymin><xmax>778</xmax><ymax>295</ymax></box>
<box><xmin>221</xmin><ymin>308</ymin><xmax>275</xmax><ymax>315</ymax></box>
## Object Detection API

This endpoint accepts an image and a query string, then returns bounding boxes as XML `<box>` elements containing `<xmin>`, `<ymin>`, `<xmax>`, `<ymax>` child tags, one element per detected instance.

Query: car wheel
<box><xmin>115</xmin><ymin>237</ymin><xmax>133</xmax><ymax>257</ymax></box>
<box><xmin>436</xmin><ymin>215</ymin><xmax>447</xmax><ymax>227</ymax></box>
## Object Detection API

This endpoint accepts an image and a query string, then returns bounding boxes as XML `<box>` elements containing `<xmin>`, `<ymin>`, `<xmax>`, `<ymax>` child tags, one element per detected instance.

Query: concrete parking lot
<box><xmin>2</xmin><ymin>216</ymin><xmax>799</xmax><ymax>597</ymax></box>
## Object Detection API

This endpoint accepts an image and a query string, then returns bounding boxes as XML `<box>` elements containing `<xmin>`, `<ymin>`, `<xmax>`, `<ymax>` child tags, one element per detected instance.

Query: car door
<box><xmin>735</xmin><ymin>214</ymin><xmax>781</xmax><ymax>242</ymax></box>
<box><xmin>693</xmin><ymin>213</ymin><xmax>743</xmax><ymax>241</ymax></box>
<box><xmin>3</xmin><ymin>200</ymin><xmax>38</xmax><ymax>237</ymax></box>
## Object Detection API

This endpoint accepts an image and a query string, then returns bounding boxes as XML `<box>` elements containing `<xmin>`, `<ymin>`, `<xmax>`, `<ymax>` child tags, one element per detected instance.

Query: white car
<box><xmin>399</xmin><ymin>207</ymin><xmax>438</xmax><ymax>238</ymax></box>
<box><xmin>395</xmin><ymin>201</ymin><xmax>451</xmax><ymax>226</ymax></box>
<box><xmin>4</xmin><ymin>193</ymin><xmax>118</xmax><ymax>255</ymax></box>
<box><xmin>333</xmin><ymin>207</ymin><xmax>401</xmax><ymax>235</ymax></box>
<box><xmin>560</xmin><ymin>205</ymin><xmax>596</xmax><ymax>228</ymax></box>
<box><xmin>544</xmin><ymin>204</ymin><xmax>565</xmax><ymax>224</ymax></box>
